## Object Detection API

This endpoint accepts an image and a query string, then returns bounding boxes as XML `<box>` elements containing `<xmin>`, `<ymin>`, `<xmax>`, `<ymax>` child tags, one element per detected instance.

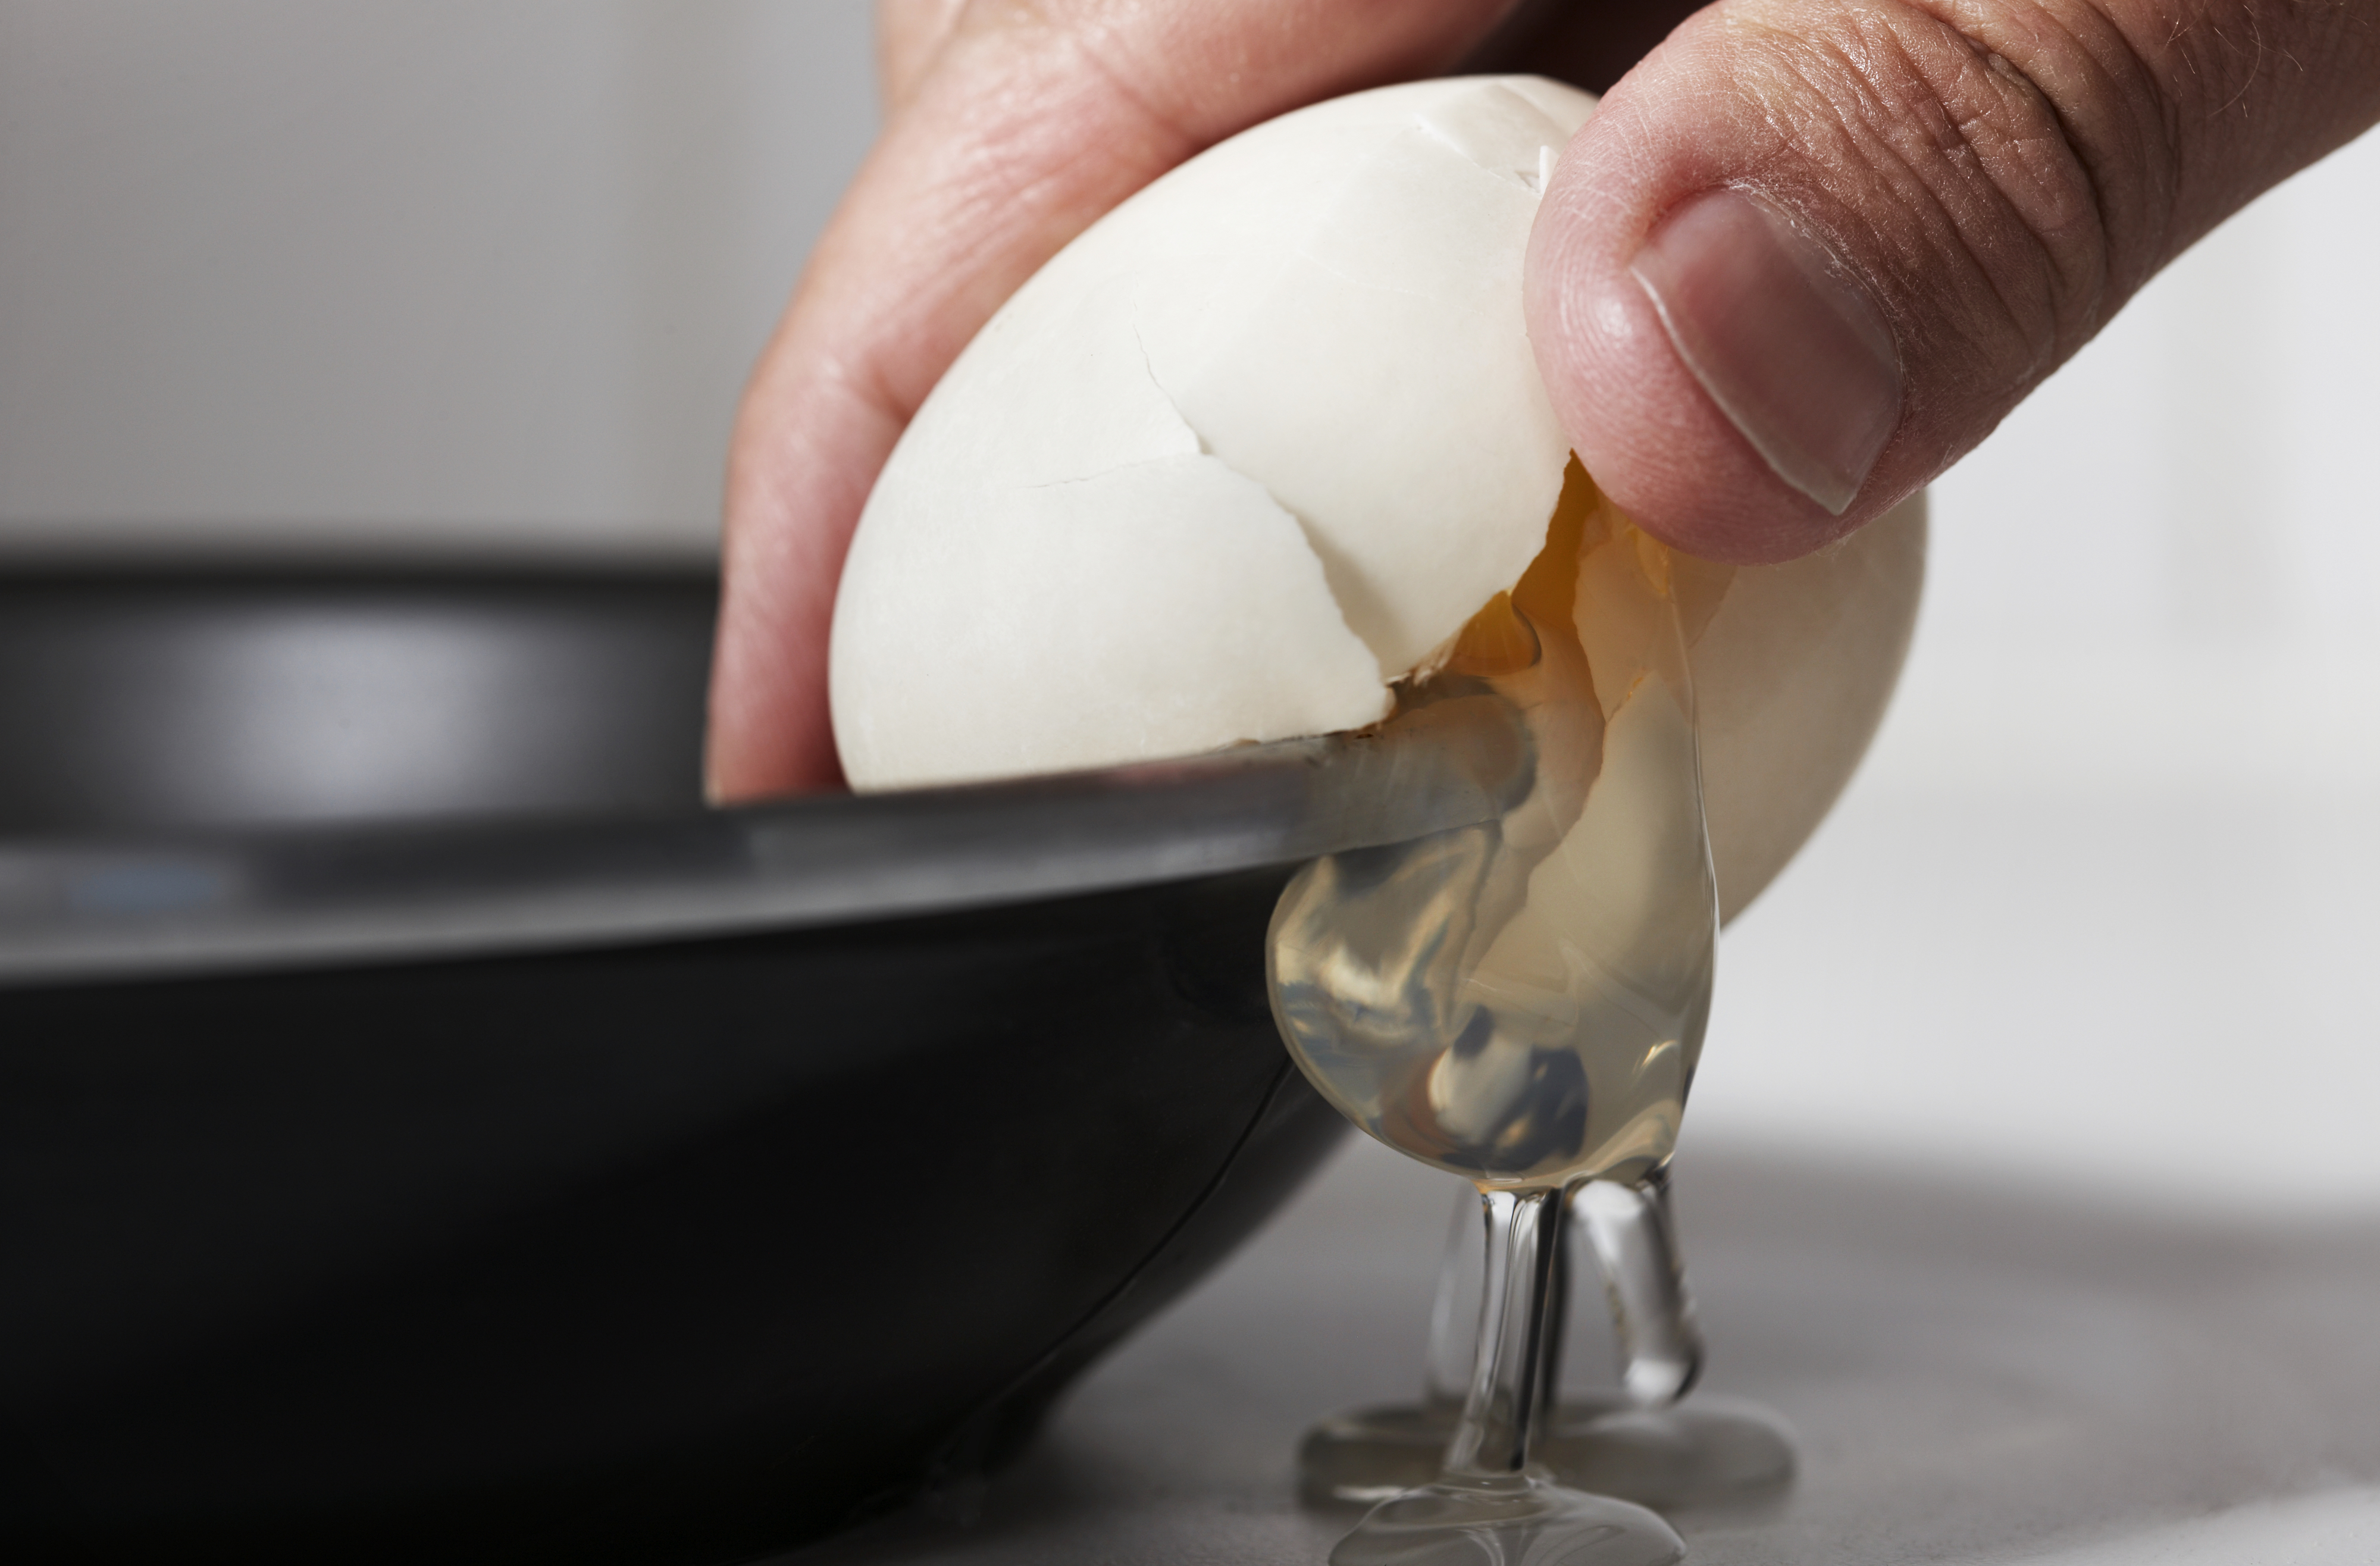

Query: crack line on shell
<box><xmin>1123</xmin><ymin>329</ymin><xmax>1399</xmax><ymax>688</ymax></box>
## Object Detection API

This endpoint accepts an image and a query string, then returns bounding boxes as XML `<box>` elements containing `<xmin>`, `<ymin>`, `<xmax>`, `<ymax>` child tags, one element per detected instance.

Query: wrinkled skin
<box><xmin>709</xmin><ymin>0</ymin><xmax>2380</xmax><ymax>799</ymax></box>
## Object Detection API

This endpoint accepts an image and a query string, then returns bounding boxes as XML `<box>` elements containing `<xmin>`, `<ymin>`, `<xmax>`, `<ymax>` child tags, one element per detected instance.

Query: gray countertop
<box><xmin>780</xmin><ymin>1132</ymin><xmax>2380</xmax><ymax>1566</ymax></box>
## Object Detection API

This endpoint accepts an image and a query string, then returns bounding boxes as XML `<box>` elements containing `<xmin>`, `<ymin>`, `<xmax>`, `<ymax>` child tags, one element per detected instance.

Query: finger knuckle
<box><xmin>1726</xmin><ymin>0</ymin><xmax>2179</xmax><ymax>401</ymax></box>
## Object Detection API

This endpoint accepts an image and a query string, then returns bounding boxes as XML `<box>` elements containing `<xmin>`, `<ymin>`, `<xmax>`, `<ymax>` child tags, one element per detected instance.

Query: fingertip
<box><xmin>704</xmin><ymin>375</ymin><xmax>882</xmax><ymax>805</ymax></box>
<box><xmin>1523</xmin><ymin>15</ymin><xmax>1941</xmax><ymax>566</ymax></box>
<box><xmin>703</xmin><ymin>635</ymin><xmax>851</xmax><ymax>804</ymax></box>
<box><xmin>1631</xmin><ymin>188</ymin><xmax>1902</xmax><ymax>517</ymax></box>
<box><xmin>1529</xmin><ymin>137</ymin><xmax>1869</xmax><ymax>565</ymax></box>
<box><xmin>702</xmin><ymin>602</ymin><xmax>848</xmax><ymax>804</ymax></box>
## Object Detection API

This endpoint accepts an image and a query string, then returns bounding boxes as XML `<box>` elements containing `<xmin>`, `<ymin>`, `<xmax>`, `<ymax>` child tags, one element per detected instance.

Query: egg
<box><xmin>829</xmin><ymin>75</ymin><xmax>1923</xmax><ymax>922</ymax></box>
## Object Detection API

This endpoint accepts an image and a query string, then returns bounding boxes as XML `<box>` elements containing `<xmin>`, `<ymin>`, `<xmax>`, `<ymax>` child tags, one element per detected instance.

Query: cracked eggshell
<box><xmin>828</xmin><ymin>74</ymin><xmax>1927</xmax><ymax>924</ymax></box>
<box><xmin>831</xmin><ymin>77</ymin><xmax>1596</xmax><ymax>790</ymax></box>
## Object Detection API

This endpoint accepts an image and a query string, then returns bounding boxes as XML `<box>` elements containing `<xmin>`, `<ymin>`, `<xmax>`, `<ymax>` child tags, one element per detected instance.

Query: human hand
<box><xmin>706</xmin><ymin>0</ymin><xmax>2380</xmax><ymax>800</ymax></box>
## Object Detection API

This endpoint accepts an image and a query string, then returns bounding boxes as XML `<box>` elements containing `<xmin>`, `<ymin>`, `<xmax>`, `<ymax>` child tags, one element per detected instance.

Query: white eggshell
<box><xmin>826</xmin><ymin>73</ymin><xmax>1927</xmax><ymax>928</ymax></box>
<box><xmin>832</xmin><ymin>77</ymin><xmax>1597</xmax><ymax>790</ymax></box>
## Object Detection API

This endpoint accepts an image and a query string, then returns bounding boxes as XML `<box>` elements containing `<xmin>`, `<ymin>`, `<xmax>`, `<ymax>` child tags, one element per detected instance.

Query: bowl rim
<box><xmin>0</xmin><ymin>699</ymin><xmax>1527</xmax><ymax>990</ymax></box>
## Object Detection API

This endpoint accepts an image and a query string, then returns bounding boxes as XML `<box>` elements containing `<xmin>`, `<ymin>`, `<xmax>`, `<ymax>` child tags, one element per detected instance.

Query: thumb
<box><xmin>1527</xmin><ymin>0</ymin><xmax>2380</xmax><ymax>563</ymax></box>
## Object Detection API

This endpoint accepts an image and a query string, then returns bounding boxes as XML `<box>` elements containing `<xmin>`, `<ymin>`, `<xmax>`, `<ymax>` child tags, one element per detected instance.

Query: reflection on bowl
<box><xmin>0</xmin><ymin>566</ymin><xmax>1522</xmax><ymax>1566</ymax></box>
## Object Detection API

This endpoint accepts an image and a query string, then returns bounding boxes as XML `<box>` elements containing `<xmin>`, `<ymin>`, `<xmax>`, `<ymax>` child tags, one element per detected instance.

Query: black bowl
<box><xmin>0</xmin><ymin>566</ymin><xmax>1520</xmax><ymax>1566</ymax></box>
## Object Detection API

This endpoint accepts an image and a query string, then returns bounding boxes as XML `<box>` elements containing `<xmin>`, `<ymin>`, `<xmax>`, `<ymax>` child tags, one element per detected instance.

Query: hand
<box><xmin>706</xmin><ymin>0</ymin><xmax>2380</xmax><ymax>800</ymax></box>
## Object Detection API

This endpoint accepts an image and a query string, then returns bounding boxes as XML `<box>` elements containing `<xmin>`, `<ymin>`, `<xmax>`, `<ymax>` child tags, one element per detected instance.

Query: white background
<box><xmin>0</xmin><ymin>1</ymin><xmax>877</xmax><ymax>559</ymax></box>
<box><xmin>1696</xmin><ymin>151</ymin><xmax>2380</xmax><ymax>1216</ymax></box>
<box><xmin>5</xmin><ymin>1</ymin><xmax>2377</xmax><ymax>1210</ymax></box>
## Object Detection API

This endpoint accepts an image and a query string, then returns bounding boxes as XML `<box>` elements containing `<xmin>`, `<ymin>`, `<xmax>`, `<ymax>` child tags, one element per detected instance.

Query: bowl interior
<box><xmin>0</xmin><ymin>566</ymin><xmax>719</xmax><ymax>835</ymax></box>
